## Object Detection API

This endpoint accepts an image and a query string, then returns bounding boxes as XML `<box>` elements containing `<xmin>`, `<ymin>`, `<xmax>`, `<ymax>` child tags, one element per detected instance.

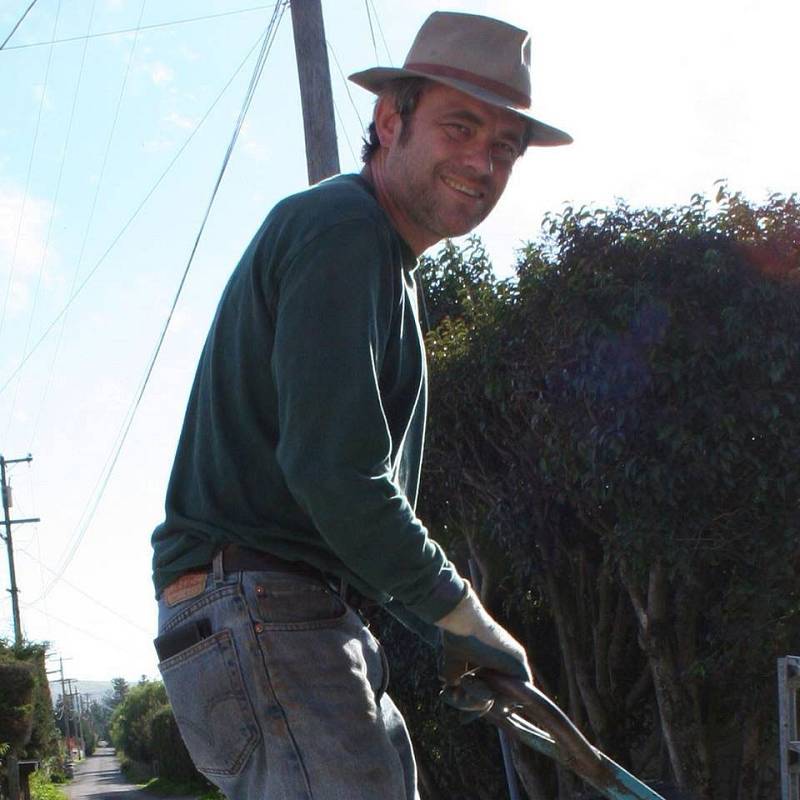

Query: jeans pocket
<box><xmin>158</xmin><ymin>629</ymin><xmax>260</xmax><ymax>776</ymax></box>
<box><xmin>252</xmin><ymin>573</ymin><xmax>348</xmax><ymax>629</ymax></box>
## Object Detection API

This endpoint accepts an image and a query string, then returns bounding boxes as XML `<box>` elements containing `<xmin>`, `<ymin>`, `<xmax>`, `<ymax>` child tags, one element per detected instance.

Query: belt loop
<box><xmin>212</xmin><ymin>549</ymin><xmax>225</xmax><ymax>584</ymax></box>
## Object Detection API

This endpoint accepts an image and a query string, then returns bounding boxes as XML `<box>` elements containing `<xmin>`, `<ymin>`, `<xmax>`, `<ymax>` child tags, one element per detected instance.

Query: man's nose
<box><xmin>461</xmin><ymin>140</ymin><xmax>494</xmax><ymax>176</ymax></box>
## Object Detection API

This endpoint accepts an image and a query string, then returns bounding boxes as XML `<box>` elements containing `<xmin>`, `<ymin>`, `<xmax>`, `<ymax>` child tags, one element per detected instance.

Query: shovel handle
<box><xmin>473</xmin><ymin>672</ymin><xmax>666</xmax><ymax>800</ymax></box>
<box><xmin>472</xmin><ymin>671</ymin><xmax>609</xmax><ymax>784</ymax></box>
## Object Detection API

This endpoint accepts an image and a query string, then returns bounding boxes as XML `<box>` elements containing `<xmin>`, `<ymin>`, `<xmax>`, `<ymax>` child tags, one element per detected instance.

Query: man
<box><xmin>152</xmin><ymin>11</ymin><xmax>571</xmax><ymax>800</ymax></box>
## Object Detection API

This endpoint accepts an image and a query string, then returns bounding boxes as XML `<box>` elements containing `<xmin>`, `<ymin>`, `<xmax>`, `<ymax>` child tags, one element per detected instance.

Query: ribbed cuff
<box><xmin>409</xmin><ymin>569</ymin><xmax>468</xmax><ymax>623</ymax></box>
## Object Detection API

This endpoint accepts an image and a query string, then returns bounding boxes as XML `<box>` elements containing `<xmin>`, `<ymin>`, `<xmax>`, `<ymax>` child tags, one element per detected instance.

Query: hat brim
<box><xmin>349</xmin><ymin>66</ymin><xmax>572</xmax><ymax>147</ymax></box>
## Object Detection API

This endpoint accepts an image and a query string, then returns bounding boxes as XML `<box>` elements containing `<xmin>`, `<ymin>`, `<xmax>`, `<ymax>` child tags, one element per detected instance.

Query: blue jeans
<box><xmin>157</xmin><ymin>554</ymin><xmax>419</xmax><ymax>799</ymax></box>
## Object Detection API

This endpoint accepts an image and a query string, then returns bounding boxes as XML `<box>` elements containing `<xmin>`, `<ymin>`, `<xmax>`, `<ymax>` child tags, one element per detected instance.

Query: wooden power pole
<box><xmin>1</xmin><ymin>454</ymin><xmax>40</xmax><ymax>646</ymax></box>
<box><xmin>290</xmin><ymin>0</ymin><xmax>340</xmax><ymax>185</ymax></box>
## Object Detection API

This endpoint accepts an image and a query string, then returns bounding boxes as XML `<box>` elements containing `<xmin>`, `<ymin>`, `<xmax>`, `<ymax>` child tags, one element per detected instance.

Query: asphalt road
<box><xmin>64</xmin><ymin>748</ymin><xmax>197</xmax><ymax>800</ymax></box>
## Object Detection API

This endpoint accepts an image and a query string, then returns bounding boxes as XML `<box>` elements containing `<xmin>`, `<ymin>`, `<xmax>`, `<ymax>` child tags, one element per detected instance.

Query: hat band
<box><xmin>404</xmin><ymin>61</ymin><xmax>529</xmax><ymax>109</ymax></box>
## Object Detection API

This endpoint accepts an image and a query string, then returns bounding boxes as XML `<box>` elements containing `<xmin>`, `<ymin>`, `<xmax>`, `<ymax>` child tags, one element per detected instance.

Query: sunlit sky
<box><xmin>1</xmin><ymin>0</ymin><xmax>798</xmax><ymax>682</ymax></box>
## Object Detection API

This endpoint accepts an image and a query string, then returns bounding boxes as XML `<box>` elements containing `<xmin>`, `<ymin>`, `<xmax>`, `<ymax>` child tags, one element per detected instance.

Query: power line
<box><xmin>367</xmin><ymin>0</ymin><xmax>393</xmax><ymax>64</ymax></box>
<box><xmin>0</xmin><ymin>0</ymin><xmax>38</xmax><ymax>50</ymax></box>
<box><xmin>0</xmin><ymin>1</ymin><xmax>62</xmax><ymax>348</ymax></box>
<box><xmin>0</xmin><ymin>16</ymin><xmax>272</xmax><ymax>398</ymax></box>
<box><xmin>363</xmin><ymin>0</ymin><xmax>379</xmax><ymax>63</ymax></box>
<box><xmin>326</xmin><ymin>39</ymin><xmax>365</xmax><ymax>130</ymax></box>
<box><xmin>326</xmin><ymin>38</ymin><xmax>365</xmax><ymax>168</ymax></box>
<box><xmin>3</xmin><ymin>0</ymin><xmax>141</xmax><ymax>411</ymax></box>
<box><xmin>332</xmin><ymin>95</ymin><xmax>358</xmax><ymax>168</ymax></box>
<box><xmin>23</xmin><ymin>605</ymin><xmax>147</xmax><ymax>657</ymax></box>
<box><xmin>35</xmin><ymin>5</ymin><xmax>288</xmax><ymax>599</ymax></box>
<box><xmin>19</xmin><ymin>548</ymin><xmax>150</xmax><ymax>634</ymax></box>
<box><xmin>50</xmin><ymin>0</ymin><xmax>147</xmax><ymax>361</ymax></box>
<box><xmin>28</xmin><ymin>0</ymin><xmax>99</xmax><ymax>450</ymax></box>
<box><xmin>0</xmin><ymin>3</ymin><xmax>278</xmax><ymax>51</ymax></box>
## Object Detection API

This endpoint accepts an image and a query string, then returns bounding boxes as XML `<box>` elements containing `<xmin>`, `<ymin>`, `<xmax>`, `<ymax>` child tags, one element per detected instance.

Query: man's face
<box><xmin>378</xmin><ymin>83</ymin><xmax>527</xmax><ymax>252</ymax></box>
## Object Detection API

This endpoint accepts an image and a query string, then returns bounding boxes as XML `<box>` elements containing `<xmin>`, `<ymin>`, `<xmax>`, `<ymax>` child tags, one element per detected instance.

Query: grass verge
<box><xmin>30</xmin><ymin>772</ymin><xmax>69</xmax><ymax>800</ymax></box>
<box><xmin>140</xmin><ymin>776</ymin><xmax>224</xmax><ymax>799</ymax></box>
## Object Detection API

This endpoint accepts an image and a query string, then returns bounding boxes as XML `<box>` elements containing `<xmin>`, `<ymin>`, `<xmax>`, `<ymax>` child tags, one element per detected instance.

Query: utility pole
<box><xmin>1</xmin><ymin>453</ymin><xmax>40</xmax><ymax>646</ymax></box>
<box><xmin>59</xmin><ymin>658</ymin><xmax>72</xmax><ymax>755</ymax></box>
<box><xmin>67</xmin><ymin>679</ymin><xmax>85</xmax><ymax>756</ymax></box>
<box><xmin>290</xmin><ymin>0</ymin><xmax>340</xmax><ymax>185</ymax></box>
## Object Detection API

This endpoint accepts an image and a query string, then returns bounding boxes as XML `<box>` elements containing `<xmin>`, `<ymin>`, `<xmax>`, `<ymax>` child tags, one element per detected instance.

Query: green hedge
<box><xmin>380</xmin><ymin>188</ymin><xmax>800</xmax><ymax>799</ymax></box>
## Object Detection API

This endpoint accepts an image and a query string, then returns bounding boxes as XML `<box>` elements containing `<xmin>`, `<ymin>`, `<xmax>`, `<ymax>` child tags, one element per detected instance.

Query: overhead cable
<box><xmin>29</xmin><ymin>0</ymin><xmax>99</xmax><ymax>449</ymax></box>
<box><xmin>0</xmin><ymin>23</ymin><xmax>273</xmax><ymax>397</ymax></box>
<box><xmin>367</xmin><ymin>0</ymin><xmax>393</xmax><ymax>64</ymax></box>
<box><xmin>22</xmin><ymin>605</ymin><xmax>147</xmax><ymax>657</ymax></box>
<box><xmin>7</xmin><ymin>0</ymin><xmax>143</xmax><ymax>438</ymax></box>
<box><xmin>0</xmin><ymin>3</ymin><xmax>278</xmax><ymax>52</ymax></box>
<box><xmin>363</xmin><ymin>0</ymin><xmax>380</xmax><ymax>63</ymax></box>
<box><xmin>0</xmin><ymin>0</ymin><xmax>38</xmax><ymax>50</ymax></box>
<box><xmin>332</xmin><ymin>96</ymin><xmax>358</xmax><ymax>167</ymax></box>
<box><xmin>20</xmin><ymin>548</ymin><xmax>151</xmax><ymax>634</ymax></box>
<box><xmin>36</xmin><ymin>2</ymin><xmax>289</xmax><ymax>599</ymax></box>
<box><xmin>326</xmin><ymin>39</ymin><xmax>365</xmax><ymax>131</ymax></box>
<box><xmin>0</xmin><ymin>1</ymin><xmax>62</xmax><ymax>348</ymax></box>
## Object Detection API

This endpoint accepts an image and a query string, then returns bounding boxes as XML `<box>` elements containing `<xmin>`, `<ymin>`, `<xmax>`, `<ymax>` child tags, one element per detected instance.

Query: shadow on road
<box><xmin>66</xmin><ymin>748</ymin><xmax>198</xmax><ymax>800</ymax></box>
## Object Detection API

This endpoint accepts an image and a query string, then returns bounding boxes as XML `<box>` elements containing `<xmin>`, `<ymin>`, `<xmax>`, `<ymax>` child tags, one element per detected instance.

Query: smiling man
<box><xmin>152</xmin><ymin>11</ymin><xmax>570</xmax><ymax>800</ymax></box>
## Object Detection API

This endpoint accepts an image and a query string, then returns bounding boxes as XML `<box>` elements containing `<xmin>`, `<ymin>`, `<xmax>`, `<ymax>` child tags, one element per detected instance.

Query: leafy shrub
<box><xmin>382</xmin><ymin>188</ymin><xmax>800</xmax><ymax>799</ymax></box>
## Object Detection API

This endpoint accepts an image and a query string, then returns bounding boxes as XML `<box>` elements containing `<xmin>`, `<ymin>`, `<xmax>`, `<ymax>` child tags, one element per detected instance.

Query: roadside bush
<box><xmin>0</xmin><ymin>641</ymin><xmax>60</xmax><ymax>795</ymax></box>
<box><xmin>149</xmin><ymin>706</ymin><xmax>197</xmax><ymax>782</ymax></box>
<box><xmin>110</xmin><ymin>680</ymin><xmax>205</xmax><ymax>786</ymax></box>
<box><xmin>111</xmin><ymin>681</ymin><xmax>167</xmax><ymax>766</ymax></box>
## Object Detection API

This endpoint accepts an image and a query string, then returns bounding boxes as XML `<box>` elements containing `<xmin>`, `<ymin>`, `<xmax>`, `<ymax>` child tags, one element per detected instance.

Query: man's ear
<box><xmin>373</xmin><ymin>94</ymin><xmax>402</xmax><ymax>149</ymax></box>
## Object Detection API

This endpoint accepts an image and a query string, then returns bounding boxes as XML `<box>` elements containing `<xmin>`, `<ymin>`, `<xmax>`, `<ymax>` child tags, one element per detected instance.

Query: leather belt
<box><xmin>221</xmin><ymin>544</ymin><xmax>375</xmax><ymax>612</ymax></box>
<box><xmin>220</xmin><ymin>543</ymin><xmax>324</xmax><ymax>580</ymax></box>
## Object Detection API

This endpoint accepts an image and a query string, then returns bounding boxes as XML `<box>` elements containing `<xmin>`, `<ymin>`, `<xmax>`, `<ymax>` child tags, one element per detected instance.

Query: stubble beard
<box><xmin>401</xmin><ymin>162</ymin><xmax>493</xmax><ymax>242</ymax></box>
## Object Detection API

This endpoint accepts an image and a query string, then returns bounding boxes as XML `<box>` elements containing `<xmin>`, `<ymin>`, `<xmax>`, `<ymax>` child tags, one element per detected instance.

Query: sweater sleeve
<box><xmin>271</xmin><ymin>220</ymin><xmax>465</xmax><ymax>622</ymax></box>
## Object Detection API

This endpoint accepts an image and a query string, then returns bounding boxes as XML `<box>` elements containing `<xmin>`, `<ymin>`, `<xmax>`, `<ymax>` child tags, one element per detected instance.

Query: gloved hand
<box><xmin>435</xmin><ymin>581</ymin><xmax>532</xmax><ymax>719</ymax></box>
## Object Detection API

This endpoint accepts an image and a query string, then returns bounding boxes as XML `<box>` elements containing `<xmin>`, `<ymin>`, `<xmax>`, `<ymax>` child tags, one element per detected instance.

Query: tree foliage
<box><xmin>0</xmin><ymin>642</ymin><xmax>59</xmax><ymax>758</ymax></box>
<box><xmin>381</xmin><ymin>189</ymin><xmax>800</xmax><ymax>800</ymax></box>
<box><xmin>109</xmin><ymin>680</ymin><xmax>199</xmax><ymax>784</ymax></box>
<box><xmin>0</xmin><ymin>641</ymin><xmax>60</xmax><ymax>797</ymax></box>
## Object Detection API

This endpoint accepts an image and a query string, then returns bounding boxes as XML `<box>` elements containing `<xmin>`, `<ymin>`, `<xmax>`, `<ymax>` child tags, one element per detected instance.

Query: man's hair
<box><xmin>360</xmin><ymin>77</ymin><xmax>532</xmax><ymax>164</ymax></box>
<box><xmin>361</xmin><ymin>77</ymin><xmax>430</xmax><ymax>164</ymax></box>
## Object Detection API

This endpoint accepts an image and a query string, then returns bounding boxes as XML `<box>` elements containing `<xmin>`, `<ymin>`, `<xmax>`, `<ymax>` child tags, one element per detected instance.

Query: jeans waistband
<box><xmin>162</xmin><ymin>544</ymin><xmax>376</xmax><ymax>613</ymax></box>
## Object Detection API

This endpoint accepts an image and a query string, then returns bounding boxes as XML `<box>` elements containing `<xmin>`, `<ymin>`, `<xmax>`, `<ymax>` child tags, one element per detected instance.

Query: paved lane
<box><xmin>64</xmin><ymin>748</ymin><xmax>197</xmax><ymax>800</ymax></box>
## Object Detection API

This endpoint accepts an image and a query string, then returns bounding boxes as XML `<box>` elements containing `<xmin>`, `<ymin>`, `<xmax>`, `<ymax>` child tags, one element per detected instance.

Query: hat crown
<box><xmin>347</xmin><ymin>11</ymin><xmax>572</xmax><ymax>147</ymax></box>
<box><xmin>404</xmin><ymin>12</ymin><xmax>531</xmax><ymax>109</ymax></box>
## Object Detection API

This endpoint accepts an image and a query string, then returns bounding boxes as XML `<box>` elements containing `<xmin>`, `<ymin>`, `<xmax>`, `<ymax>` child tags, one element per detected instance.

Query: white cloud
<box><xmin>165</xmin><ymin>111</ymin><xmax>196</xmax><ymax>131</ymax></box>
<box><xmin>238</xmin><ymin>121</ymin><xmax>269</xmax><ymax>163</ymax></box>
<box><xmin>179</xmin><ymin>45</ymin><xmax>200</xmax><ymax>63</ymax></box>
<box><xmin>142</xmin><ymin>137</ymin><xmax>174</xmax><ymax>153</ymax></box>
<box><xmin>147</xmin><ymin>61</ymin><xmax>174</xmax><ymax>86</ymax></box>
<box><xmin>170</xmin><ymin>308</ymin><xmax>191</xmax><ymax>333</ymax></box>
<box><xmin>0</xmin><ymin>186</ymin><xmax>59</xmax><ymax>315</ymax></box>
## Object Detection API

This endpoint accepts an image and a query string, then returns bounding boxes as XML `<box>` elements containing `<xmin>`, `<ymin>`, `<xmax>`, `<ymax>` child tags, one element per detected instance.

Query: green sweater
<box><xmin>151</xmin><ymin>174</ymin><xmax>465</xmax><ymax>623</ymax></box>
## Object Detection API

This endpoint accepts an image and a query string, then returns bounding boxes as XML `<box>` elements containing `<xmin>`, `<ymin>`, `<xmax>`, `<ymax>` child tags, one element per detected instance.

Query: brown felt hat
<box><xmin>349</xmin><ymin>11</ymin><xmax>572</xmax><ymax>147</ymax></box>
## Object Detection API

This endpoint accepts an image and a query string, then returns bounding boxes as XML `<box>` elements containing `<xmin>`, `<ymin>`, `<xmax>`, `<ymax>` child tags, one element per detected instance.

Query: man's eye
<box><xmin>444</xmin><ymin>124</ymin><xmax>470</xmax><ymax>139</ymax></box>
<box><xmin>493</xmin><ymin>142</ymin><xmax>519</xmax><ymax>161</ymax></box>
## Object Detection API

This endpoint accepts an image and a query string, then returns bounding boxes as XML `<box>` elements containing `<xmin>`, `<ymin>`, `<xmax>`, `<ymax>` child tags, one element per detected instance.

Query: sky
<box><xmin>0</xmin><ymin>0</ymin><xmax>798</xmax><ymax>683</ymax></box>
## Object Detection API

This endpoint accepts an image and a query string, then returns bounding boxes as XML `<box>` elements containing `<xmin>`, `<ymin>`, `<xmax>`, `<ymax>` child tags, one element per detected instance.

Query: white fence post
<box><xmin>778</xmin><ymin>656</ymin><xmax>800</xmax><ymax>800</ymax></box>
